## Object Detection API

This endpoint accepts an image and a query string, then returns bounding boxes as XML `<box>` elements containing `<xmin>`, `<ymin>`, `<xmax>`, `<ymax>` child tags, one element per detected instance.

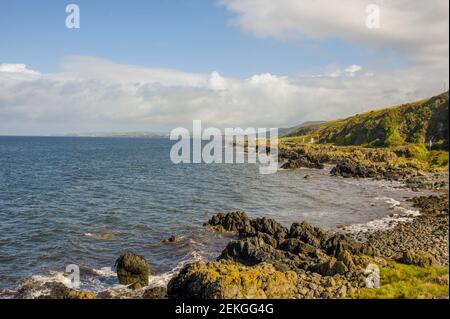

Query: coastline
<box><xmin>2</xmin><ymin>164</ymin><xmax>447</xmax><ymax>299</ymax></box>
<box><xmin>0</xmin><ymin>139</ymin><xmax>448</xmax><ymax>299</ymax></box>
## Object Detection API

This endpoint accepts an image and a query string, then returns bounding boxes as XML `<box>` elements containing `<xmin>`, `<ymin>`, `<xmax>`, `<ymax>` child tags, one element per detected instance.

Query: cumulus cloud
<box><xmin>0</xmin><ymin>56</ymin><xmax>447</xmax><ymax>135</ymax></box>
<box><xmin>0</xmin><ymin>63</ymin><xmax>40</xmax><ymax>75</ymax></box>
<box><xmin>220</xmin><ymin>0</ymin><xmax>449</xmax><ymax>68</ymax></box>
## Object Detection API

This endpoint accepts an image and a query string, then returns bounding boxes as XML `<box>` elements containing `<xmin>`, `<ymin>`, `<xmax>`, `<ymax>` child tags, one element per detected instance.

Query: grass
<box><xmin>428</xmin><ymin>150</ymin><xmax>449</xmax><ymax>170</ymax></box>
<box><xmin>351</xmin><ymin>262</ymin><xmax>449</xmax><ymax>299</ymax></box>
<box><xmin>284</xmin><ymin>92</ymin><xmax>448</xmax><ymax>150</ymax></box>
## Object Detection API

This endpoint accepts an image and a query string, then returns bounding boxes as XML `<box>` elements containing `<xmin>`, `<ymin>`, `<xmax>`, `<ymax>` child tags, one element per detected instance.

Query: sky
<box><xmin>0</xmin><ymin>0</ymin><xmax>448</xmax><ymax>135</ymax></box>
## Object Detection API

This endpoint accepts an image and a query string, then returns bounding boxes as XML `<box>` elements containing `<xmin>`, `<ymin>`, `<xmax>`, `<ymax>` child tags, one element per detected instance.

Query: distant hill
<box><xmin>279</xmin><ymin>121</ymin><xmax>325</xmax><ymax>136</ymax></box>
<box><xmin>284</xmin><ymin>92</ymin><xmax>449</xmax><ymax>150</ymax></box>
<box><xmin>62</xmin><ymin>131</ymin><xmax>169</xmax><ymax>138</ymax></box>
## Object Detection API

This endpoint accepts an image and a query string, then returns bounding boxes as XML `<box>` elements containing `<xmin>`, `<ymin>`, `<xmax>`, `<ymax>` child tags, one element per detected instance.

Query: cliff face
<box><xmin>285</xmin><ymin>92</ymin><xmax>449</xmax><ymax>150</ymax></box>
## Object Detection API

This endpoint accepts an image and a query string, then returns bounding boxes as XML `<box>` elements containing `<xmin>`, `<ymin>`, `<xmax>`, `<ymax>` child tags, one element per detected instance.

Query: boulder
<box><xmin>278</xmin><ymin>238</ymin><xmax>317</xmax><ymax>256</ymax></box>
<box><xmin>245</xmin><ymin>217</ymin><xmax>288</xmax><ymax>243</ymax></box>
<box><xmin>288</xmin><ymin>221</ymin><xmax>328</xmax><ymax>248</ymax></box>
<box><xmin>322</xmin><ymin>233</ymin><xmax>365</xmax><ymax>256</ymax></box>
<box><xmin>398</xmin><ymin>249</ymin><xmax>438</xmax><ymax>267</ymax></box>
<box><xmin>330</xmin><ymin>159</ymin><xmax>378</xmax><ymax>178</ymax></box>
<box><xmin>309</xmin><ymin>257</ymin><xmax>348</xmax><ymax>276</ymax></box>
<box><xmin>204</xmin><ymin>211</ymin><xmax>253</xmax><ymax>233</ymax></box>
<box><xmin>337</xmin><ymin>250</ymin><xmax>356</xmax><ymax>270</ymax></box>
<box><xmin>162</xmin><ymin>235</ymin><xmax>183</xmax><ymax>244</ymax></box>
<box><xmin>218</xmin><ymin>236</ymin><xmax>307</xmax><ymax>272</ymax></box>
<box><xmin>167</xmin><ymin>260</ymin><xmax>298</xmax><ymax>299</ymax></box>
<box><xmin>115</xmin><ymin>252</ymin><xmax>152</xmax><ymax>289</ymax></box>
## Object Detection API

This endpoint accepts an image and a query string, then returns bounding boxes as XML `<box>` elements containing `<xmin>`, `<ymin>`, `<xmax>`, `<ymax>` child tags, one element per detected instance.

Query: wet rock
<box><xmin>167</xmin><ymin>260</ymin><xmax>298</xmax><ymax>299</ymax></box>
<box><xmin>142</xmin><ymin>286</ymin><xmax>167</xmax><ymax>299</ymax></box>
<box><xmin>162</xmin><ymin>235</ymin><xmax>183</xmax><ymax>244</ymax></box>
<box><xmin>330</xmin><ymin>159</ymin><xmax>379</xmax><ymax>179</ymax></box>
<box><xmin>115</xmin><ymin>252</ymin><xmax>152</xmax><ymax>290</ymax></box>
<box><xmin>281</xmin><ymin>156</ymin><xmax>324</xmax><ymax>170</ymax></box>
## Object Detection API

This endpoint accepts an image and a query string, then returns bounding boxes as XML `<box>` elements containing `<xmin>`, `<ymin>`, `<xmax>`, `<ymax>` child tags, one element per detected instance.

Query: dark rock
<box><xmin>309</xmin><ymin>257</ymin><xmax>348</xmax><ymax>276</ymax></box>
<box><xmin>218</xmin><ymin>236</ymin><xmax>307</xmax><ymax>272</ymax></box>
<box><xmin>204</xmin><ymin>211</ymin><xmax>253</xmax><ymax>233</ymax></box>
<box><xmin>162</xmin><ymin>235</ymin><xmax>183</xmax><ymax>244</ymax></box>
<box><xmin>278</xmin><ymin>238</ymin><xmax>317</xmax><ymax>256</ymax></box>
<box><xmin>244</xmin><ymin>217</ymin><xmax>288</xmax><ymax>243</ymax></box>
<box><xmin>281</xmin><ymin>156</ymin><xmax>324</xmax><ymax>170</ymax></box>
<box><xmin>322</xmin><ymin>233</ymin><xmax>364</xmax><ymax>256</ymax></box>
<box><xmin>115</xmin><ymin>252</ymin><xmax>152</xmax><ymax>289</ymax></box>
<box><xmin>288</xmin><ymin>221</ymin><xmax>328</xmax><ymax>248</ymax></box>
<box><xmin>330</xmin><ymin>159</ymin><xmax>378</xmax><ymax>178</ymax></box>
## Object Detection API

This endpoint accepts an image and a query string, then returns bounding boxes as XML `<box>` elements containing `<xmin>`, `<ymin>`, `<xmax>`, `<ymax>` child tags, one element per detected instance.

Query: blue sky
<box><xmin>1</xmin><ymin>0</ymin><xmax>384</xmax><ymax>78</ymax></box>
<box><xmin>0</xmin><ymin>0</ymin><xmax>448</xmax><ymax>135</ymax></box>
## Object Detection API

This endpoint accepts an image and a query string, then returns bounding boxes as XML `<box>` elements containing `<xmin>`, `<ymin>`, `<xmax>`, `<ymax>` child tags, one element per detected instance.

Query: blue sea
<box><xmin>0</xmin><ymin>136</ymin><xmax>424</xmax><ymax>293</ymax></box>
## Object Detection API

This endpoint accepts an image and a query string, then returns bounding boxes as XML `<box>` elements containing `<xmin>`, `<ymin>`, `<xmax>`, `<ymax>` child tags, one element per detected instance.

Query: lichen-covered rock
<box><xmin>37</xmin><ymin>282</ymin><xmax>96</xmax><ymax>299</ymax></box>
<box><xmin>142</xmin><ymin>286</ymin><xmax>167</xmax><ymax>299</ymax></box>
<box><xmin>309</xmin><ymin>257</ymin><xmax>348</xmax><ymax>276</ymax></box>
<box><xmin>398</xmin><ymin>249</ymin><xmax>438</xmax><ymax>267</ymax></box>
<box><xmin>167</xmin><ymin>260</ymin><xmax>298</xmax><ymax>299</ymax></box>
<box><xmin>337</xmin><ymin>250</ymin><xmax>356</xmax><ymax>270</ymax></box>
<box><xmin>115</xmin><ymin>252</ymin><xmax>152</xmax><ymax>289</ymax></box>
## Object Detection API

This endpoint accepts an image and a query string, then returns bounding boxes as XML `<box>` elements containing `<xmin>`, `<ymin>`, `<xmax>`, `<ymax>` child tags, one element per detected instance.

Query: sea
<box><xmin>0</xmin><ymin>136</ymin><xmax>427</xmax><ymax>295</ymax></box>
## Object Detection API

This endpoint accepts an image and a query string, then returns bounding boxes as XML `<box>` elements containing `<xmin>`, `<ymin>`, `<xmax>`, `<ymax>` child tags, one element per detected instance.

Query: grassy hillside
<box><xmin>284</xmin><ymin>92</ymin><xmax>449</xmax><ymax>150</ymax></box>
<box><xmin>278</xmin><ymin>121</ymin><xmax>325</xmax><ymax>136</ymax></box>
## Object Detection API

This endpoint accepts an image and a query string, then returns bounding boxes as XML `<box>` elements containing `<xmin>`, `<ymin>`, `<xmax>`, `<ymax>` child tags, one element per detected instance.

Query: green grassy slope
<box><xmin>284</xmin><ymin>92</ymin><xmax>449</xmax><ymax>150</ymax></box>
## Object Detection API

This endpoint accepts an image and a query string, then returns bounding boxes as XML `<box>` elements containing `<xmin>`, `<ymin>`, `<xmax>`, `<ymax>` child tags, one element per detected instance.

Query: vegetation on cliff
<box><xmin>284</xmin><ymin>92</ymin><xmax>449</xmax><ymax>150</ymax></box>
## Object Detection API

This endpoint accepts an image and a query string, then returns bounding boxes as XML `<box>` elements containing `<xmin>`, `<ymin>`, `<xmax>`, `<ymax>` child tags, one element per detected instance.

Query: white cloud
<box><xmin>344</xmin><ymin>65</ymin><xmax>362</xmax><ymax>77</ymax></box>
<box><xmin>0</xmin><ymin>56</ymin><xmax>446</xmax><ymax>135</ymax></box>
<box><xmin>0</xmin><ymin>63</ymin><xmax>40</xmax><ymax>75</ymax></box>
<box><xmin>220</xmin><ymin>0</ymin><xmax>449</xmax><ymax>68</ymax></box>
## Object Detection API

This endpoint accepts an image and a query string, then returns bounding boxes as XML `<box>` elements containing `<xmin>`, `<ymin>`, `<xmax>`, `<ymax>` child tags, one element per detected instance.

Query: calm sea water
<box><xmin>0</xmin><ymin>136</ymin><xmax>423</xmax><ymax>291</ymax></box>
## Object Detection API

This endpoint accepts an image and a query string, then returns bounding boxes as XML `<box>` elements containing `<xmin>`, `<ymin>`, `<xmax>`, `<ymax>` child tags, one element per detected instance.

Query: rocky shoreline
<box><xmin>3</xmin><ymin>142</ymin><xmax>448</xmax><ymax>299</ymax></box>
<box><xmin>8</xmin><ymin>192</ymin><xmax>447</xmax><ymax>299</ymax></box>
<box><xmin>279</xmin><ymin>143</ymin><xmax>449</xmax><ymax>191</ymax></box>
<box><xmin>166</xmin><ymin>194</ymin><xmax>448</xmax><ymax>299</ymax></box>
